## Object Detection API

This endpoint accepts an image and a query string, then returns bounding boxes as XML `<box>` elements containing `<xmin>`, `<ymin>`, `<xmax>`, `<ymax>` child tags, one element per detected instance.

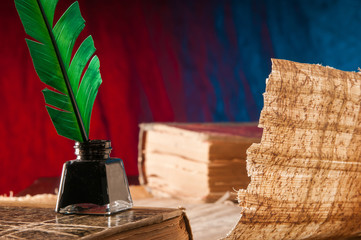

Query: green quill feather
<box><xmin>14</xmin><ymin>0</ymin><xmax>102</xmax><ymax>142</ymax></box>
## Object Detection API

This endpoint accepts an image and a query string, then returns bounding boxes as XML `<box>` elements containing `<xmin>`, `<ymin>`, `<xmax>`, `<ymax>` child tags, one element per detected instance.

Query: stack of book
<box><xmin>138</xmin><ymin>122</ymin><xmax>262</xmax><ymax>202</ymax></box>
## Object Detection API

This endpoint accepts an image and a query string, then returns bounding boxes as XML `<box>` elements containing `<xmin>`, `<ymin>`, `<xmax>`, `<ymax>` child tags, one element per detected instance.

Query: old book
<box><xmin>0</xmin><ymin>205</ymin><xmax>192</xmax><ymax>239</ymax></box>
<box><xmin>138</xmin><ymin>122</ymin><xmax>262</xmax><ymax>202</ymax></box>
<box><xmin>226</xmin><ymin>59</ymin><xmax>361</xmax><ymax>239</ymax></box>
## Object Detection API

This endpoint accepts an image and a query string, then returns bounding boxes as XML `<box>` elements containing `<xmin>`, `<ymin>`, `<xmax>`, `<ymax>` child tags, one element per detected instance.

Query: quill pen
<box><xmin>14</xmin><ymin>0</ymin><xmax>102</xmax><ymax>142</ymax></box>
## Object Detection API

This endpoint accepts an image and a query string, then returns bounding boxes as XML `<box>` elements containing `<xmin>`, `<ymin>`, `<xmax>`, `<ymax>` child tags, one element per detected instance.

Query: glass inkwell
<box><xmin>56</xmin><ymin>140</ymin><xmax>133</xmax><ymax>215</ymax></box>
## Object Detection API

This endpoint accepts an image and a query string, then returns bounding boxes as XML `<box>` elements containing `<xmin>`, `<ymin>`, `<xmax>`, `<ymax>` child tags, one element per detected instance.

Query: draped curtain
<box><xmin>1</xmin><ymin>0</ymin><xmax>361</xmax><ymax>194</ymax></box>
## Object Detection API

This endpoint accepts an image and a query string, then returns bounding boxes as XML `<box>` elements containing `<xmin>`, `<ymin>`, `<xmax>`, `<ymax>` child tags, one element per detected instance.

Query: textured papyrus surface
<box><xmin>226</xmin><ymin>59</ymin><xmax>361</xmax><ymax>240</ymax></box>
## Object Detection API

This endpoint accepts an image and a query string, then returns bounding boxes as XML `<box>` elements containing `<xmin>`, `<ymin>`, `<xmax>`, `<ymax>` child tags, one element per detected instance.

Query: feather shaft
<box><xmin>36</xmin><ymin>0</ymin><xmax>88</xmax><ymax>142</ymax></box>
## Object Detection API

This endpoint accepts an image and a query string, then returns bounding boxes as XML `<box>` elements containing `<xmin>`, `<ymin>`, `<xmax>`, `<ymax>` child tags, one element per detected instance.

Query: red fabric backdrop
<box><xmin>2</xmin><ymin>0</ymin><xmax>270</xmax><ymax>195</ymax></box>
<box><xmin>1</xmin><ymin>0</ymin><xmax>178</xmax><ymax>194</ymax></box>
